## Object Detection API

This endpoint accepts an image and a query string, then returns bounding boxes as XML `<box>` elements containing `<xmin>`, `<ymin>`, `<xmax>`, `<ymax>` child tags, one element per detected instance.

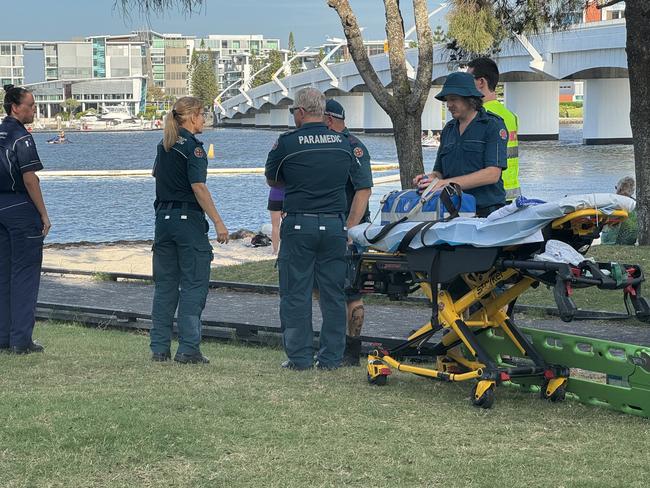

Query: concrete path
<box><xmin>38</xmin><ymin>274</ymin><xmax>650</xmax><ymax>346</ymax></box>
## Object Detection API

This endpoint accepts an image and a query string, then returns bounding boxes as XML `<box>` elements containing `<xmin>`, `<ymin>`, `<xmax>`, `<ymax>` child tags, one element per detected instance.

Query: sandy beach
<box><xmin>43</xmin><ymin>236</ymin><xmax>274</xmax><ymax>275</ymax></box>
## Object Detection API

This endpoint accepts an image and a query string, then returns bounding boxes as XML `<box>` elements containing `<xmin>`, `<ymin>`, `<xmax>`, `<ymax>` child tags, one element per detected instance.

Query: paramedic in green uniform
<box><xmin>467</xmin><ymin>57</ymin><xmax>521</xmax><ymax>202</ymax></box>
<box><xmin>150</xmin><ymin>96</ymin><xmax>229</xmax><ymax>364</ymax></box>
<box><xmin>265</xmin><ymin>88</ymin><xmax>363</xmax><ymax>370</ymax></box>
<box><xmin>324</xmin><ymin>99</ymin><xmax>373</xmax><ymax>366</ymax></box>
<box><xmin>414</xmin><ymin>71</ymin><xmax>508</xmax><ymax>217</ymax></box>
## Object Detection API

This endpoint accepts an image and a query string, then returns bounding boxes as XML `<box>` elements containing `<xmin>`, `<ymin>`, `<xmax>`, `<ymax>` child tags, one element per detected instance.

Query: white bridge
<box><xmin>219</xmin><ymin>19</ymin><xmax>629</xmax><ymax>145</ymax></box>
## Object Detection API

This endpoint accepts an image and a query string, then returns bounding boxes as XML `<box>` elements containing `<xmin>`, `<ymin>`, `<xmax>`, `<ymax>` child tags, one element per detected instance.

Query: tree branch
<box><xmin>409</xmin><ymin>0</ymin><xmax>434</xmax><ymax>114</ymax></box>
<box><xmin>383</xmin><ymin>0</ymin><xmax>411</xmax><ymax>103</ymax></box>
<box><xmin>327</xmin><ymin>0</ymin><xmax>397</xmax><ymax>115</ymax></box>
<box><xmin>596</xmin><ymin>0</ymin><xmax>625</xmax><ymax>9</ymax></box>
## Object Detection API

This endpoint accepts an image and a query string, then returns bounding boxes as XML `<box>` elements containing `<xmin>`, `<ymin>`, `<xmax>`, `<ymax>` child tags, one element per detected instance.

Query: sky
<box><xmin>5</xmin><ymin>0</ymin><xmax>448</xmax><ymax>48</ymax></box>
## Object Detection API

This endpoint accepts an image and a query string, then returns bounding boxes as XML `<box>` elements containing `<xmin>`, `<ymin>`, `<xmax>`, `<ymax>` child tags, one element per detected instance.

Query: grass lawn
<box><xmin>0</xmin><ymin>322</ymin><xmax>649</xmax><ymax>488</ymax></box>
<box><xmin>559</xmin><ymin>107</ymin><xmax>583</xmax><ymax>118</ymax></box>
<box><xmin>212</xmin><ymin>246</ymin><xmax>650</xmax><ymax>316</ymax></box>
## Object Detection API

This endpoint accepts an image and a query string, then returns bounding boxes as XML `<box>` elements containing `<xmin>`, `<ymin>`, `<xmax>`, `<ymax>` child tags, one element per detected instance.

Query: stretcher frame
<box><xmin>353</xmin><ymin>208</ymin><xmax>650</xmax><ymax>414</ymax></box>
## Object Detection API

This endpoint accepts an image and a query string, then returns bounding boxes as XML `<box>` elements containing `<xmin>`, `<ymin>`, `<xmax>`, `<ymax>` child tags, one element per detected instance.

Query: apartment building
<box><xmin>0</xmin><ymin>41</ymin><xmax>25</xmax><ymax>88</ymax></box>
<box><xmin>193</xmin><ymin>35</ymin><xmax>281</xmax><ymax>99</ymax></box>
<box><xmin>0</xmin><ymin>37</ymin><xmax>147</xmax><ymax>118</ymax></box>
<box><xmin>100</xmin><ymin>31</ymin><xmax>194</xmax><ymax>99</ymax></box>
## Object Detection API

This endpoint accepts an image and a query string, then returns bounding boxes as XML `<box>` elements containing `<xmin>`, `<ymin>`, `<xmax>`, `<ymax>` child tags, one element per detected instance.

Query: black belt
<box><xmin>287</xmin><ymin>212</ymin><xmax>343</xmax><ymax>218</ymax></box>
<box><xmin>156</xmin><ymin>201</ymin><xmax>203</xmax><ymax>212</ymax></box>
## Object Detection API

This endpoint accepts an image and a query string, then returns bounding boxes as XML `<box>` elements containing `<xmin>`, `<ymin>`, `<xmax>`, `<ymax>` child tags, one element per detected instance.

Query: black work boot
<box><xmin>341</xmin><ymin>335</ymin><xmax>362</xmax><ymax>367</ymax></box>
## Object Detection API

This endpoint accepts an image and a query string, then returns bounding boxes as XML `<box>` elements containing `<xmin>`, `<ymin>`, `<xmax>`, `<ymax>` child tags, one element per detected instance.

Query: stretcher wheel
<box><xmin>540</xmin><ymin>378</ymin><xmax>566</xmax><ymax>403</ymax></box>
<box><xmin>471</xmin><ymin>383</ymin><xmax>495</xmax><ymax>409</ymax></box>
<box><xmin>367</xmin><ymin>372</ymin><xmax>388</xmax><ymax>386</ymax></box>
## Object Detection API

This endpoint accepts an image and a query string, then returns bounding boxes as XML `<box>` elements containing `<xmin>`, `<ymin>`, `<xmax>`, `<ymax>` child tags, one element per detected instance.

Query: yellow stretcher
<box><xmin>352</xmin><ymin>208</ymin><xmax>650</xmax><ymax>409</ymax></box>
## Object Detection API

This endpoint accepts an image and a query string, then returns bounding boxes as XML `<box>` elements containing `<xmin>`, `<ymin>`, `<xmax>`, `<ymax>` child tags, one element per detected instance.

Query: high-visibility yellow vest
<box><xmin>483</xmin><ymin>99</ymin><xmax>520</xmax><ymax>201</ymax></box>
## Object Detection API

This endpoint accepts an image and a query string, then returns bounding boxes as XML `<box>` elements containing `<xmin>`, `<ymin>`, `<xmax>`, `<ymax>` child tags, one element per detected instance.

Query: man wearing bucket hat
<box><xmin>413</xmin><ymin>71</ymin><xmax>508</xmax><ymax>217</ymax></box>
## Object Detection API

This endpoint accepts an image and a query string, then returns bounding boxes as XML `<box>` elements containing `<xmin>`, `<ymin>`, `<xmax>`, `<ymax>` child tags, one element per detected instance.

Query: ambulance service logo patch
<box><xmin>194</xmin><ymin>147</ymin><xmax>205</xmax><ymax>158</ymax></box>
<box><xmin>353</xmin><ymin>147</ymin><xmax>364</xmax><ymax>158</ymax></box>
<box><xmin>499</xmin><ymin>129</ymin><xmax>508</xmax><ymax>140</ymax></box>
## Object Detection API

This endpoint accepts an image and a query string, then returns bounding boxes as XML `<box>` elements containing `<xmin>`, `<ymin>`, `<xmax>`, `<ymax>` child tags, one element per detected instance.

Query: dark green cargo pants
<box><xmin>150</xmin><ymin>207</ymin><xmax>213</xmax><ymax>356</ymax></box>
<box><xmin>278</xmin><ymin>213</ymin><xmax>348</xmax><ymax>369</ymax></box>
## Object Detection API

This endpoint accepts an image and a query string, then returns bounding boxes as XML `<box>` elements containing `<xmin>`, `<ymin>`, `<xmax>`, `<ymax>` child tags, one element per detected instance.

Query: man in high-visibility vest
<box><xmin>467</xmin><ymin>58</ymin><xmax>521</xmax><ymax>202</ymax></box>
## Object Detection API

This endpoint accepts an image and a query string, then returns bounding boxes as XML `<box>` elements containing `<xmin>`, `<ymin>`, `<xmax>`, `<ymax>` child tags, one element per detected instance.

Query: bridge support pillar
<box><xmin>223</xmin><ymin>116</ymin><xmax>241</xmax><ymax>126</ymax></box>
<box><xmin>504</xmin><ymin>81</ymin><xmax>559</xmax><ymax>140</ymax></box>
<box><xmin>270</xmin><ymin>107</ymin><xmax>291</xmax><ymax>129</ymax></box>
<box><xmin>583</xmin><ymin>79</ymin><xmax>632</xmax><ymax>145</ymax></box>
<box><xmin>362</xmin><ymin>92</ymin><xmax>392</xmax><ymax>133</ymax></box>
<box><xmin>239</xmin><ymin>113</ymin><xmax>256</xmax><ymax>127</ymax></box>
<box><xmin>254</xmin><ymin>111</ymin><xmax>270</xmax><ymax>128</ymax></box>
<box><xmin>333</xmin><ymin>93</ymin><xmax>364</xmax><ymax>131</ymax></box>
<box><xmin>422</xmin><ymin>87</ymin><xmax>444</xmax><ymax>133</ymax></box>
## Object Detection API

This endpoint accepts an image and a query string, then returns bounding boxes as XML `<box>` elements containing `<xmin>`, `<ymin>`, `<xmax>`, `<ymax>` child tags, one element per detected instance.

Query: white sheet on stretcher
<box><xmin>349</xmin><ymin>193</ymin><xmax>635</xmax><ymax>252</ymax></box>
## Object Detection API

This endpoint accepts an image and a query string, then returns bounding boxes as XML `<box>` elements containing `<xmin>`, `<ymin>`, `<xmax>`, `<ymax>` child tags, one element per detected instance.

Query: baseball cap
<box><xmin>325</xmin><ymin>99</ymin><xmax>345</xmax><ymax>120</ymax></box>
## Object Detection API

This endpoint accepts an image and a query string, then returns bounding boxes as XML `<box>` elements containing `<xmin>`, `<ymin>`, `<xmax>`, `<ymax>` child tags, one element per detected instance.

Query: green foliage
<box><xmin>0</xmin><ymin>89</ymin><xmax>4</xmax><ymax>115</ymax></box>
<box><xmin>447</xmin><ymin>1</ymin><xmax>502</xmax><ymax>55</ymax></box>
<box><xmin>288</xmin><ymin>32</ymin><xmax>301</xmax><ymax>75</ymax></box>
<box><xmin>559</xmin><ymin>102</ymin><xmax>583</xmax><ymax>118</ymax></box>
<box><xmin>142</xmin><ymin>104</ymin><xmax>159</xmax><ymax>119</ymax></box>
<box><xmin>190</xmin><ymin>49</ymin><xmax>219</xmax><ymax>110</ymax></box>
<box><xmin>446</xmin><ymin>0</ymin><xmax>588</xmax><ymax>61</ymax></box>
<box><xmin>561</xmin><ymin>101</ymin><xmax>583</xmax><ymax>108</ymax></box>
<box><xmin>433</xmin><ymin>24</ymin><xmax>447</xmax><ymax>44</ymax></box>
<box><xmin>92</xmin><ymin>272</ymin><xmax>117</xmax><ymax>282</ymax></box>
<box><xmin>75</xmin><ymin>109</ymin><xmax>95</xmax><ymax>120</ymax></box>
<box><xmin>61</xmin><ymin>98</ymin><xmax>81</xmax><ymax>114</ymax></box>
<box><xmin>251</xmin><ymin>50</ymin><xmax>284</xmax><ymax>88</ymax></box>
<box><xmin>316</xmin><ymin>47</ymin><xmax>326</xmax><ymax>64</ymax></box>
<box><xmin>146</xmin><ymin>83</ymin><xmax>165</xmax><ymax>103</ymax></box>
<box><xmin>212</xmin><ymin>259</ymin><xmax>277</xmax><ymax>283</ymax></box>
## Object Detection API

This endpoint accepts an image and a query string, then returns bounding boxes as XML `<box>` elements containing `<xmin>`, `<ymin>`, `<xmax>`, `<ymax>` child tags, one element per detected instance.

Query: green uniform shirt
<box><xmin>265</xmin><ymin>122</ymin><xmax>363</xmax><ymax>214</ymax></box>
<box><xmin>433</xmin><ymin>108</ymin><xmax>508</xmax><ymax>209</ymax></box>
<box><xmin>343</xmin><ymin>128</ymin><xmax>373</xmax><ymax>222</ymax></box>
<box><xmin>153</xmin><ymin>127</ymin><xmax>208</xmax><ymax>207</ymax></box>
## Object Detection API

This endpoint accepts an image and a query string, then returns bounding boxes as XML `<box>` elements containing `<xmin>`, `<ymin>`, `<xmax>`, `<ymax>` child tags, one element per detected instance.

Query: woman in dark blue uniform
<box><xmin>0</xmin><ymin>85</ymin><xmax>50</xmax><ymax>354</ymax></box>
<box><xmin>150</xmin><ymin>96</ymin><xmax>229</xmax><ymax>364</ymax></box>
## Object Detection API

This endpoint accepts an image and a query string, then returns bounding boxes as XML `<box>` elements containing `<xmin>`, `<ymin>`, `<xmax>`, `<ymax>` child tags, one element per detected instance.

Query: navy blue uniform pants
<box><xmin>278</xmin><ymin>213</ymin><xmax>347</xmax><ymax>368</ymax></box>
<box><xmin>150</xmin><ymin>207</ymin><xmax>213</xmax><ymax>356</ymax></box>
<box><xmin>0</xmin><ymin>193</ymin><xmax>44</xmax><ymax>348</ymax></box>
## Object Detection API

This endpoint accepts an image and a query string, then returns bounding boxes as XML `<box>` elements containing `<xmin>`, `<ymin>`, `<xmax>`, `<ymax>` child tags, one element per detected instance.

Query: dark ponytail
<box><xmin>3</xmin><ymin>84</ymin><xmax>30</xmax><ymax>115</ymax></box>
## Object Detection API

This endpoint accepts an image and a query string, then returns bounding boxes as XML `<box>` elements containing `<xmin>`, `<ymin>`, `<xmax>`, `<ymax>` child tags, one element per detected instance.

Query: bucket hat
<box><xmin>435</xmin><ymin>71</ymin><xmax>484</xmax><ymax>101</ymax></box>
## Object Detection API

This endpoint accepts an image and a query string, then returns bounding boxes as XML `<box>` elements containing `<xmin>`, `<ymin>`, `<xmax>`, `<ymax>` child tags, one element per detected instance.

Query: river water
<box><xmin>33</xmin><ymin>125</ymin><xmax>634</xmax><ymax>243</ymax></box>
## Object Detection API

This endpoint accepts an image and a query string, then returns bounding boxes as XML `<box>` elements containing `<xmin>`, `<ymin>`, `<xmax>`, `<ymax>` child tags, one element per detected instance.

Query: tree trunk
<box><xmin>625</xmin><ymin>0</ymin><xmax>650</xmax><ymax>244</ymax></box>
<box><xmin>391</xmin><ymin>108</ymin><xmax>425</xmax><ymax>188</ymax></box>
<box><xmin>328</xmin><ymin>0</ymin><xmax>432</xmax><ymax>189</ymax></box>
